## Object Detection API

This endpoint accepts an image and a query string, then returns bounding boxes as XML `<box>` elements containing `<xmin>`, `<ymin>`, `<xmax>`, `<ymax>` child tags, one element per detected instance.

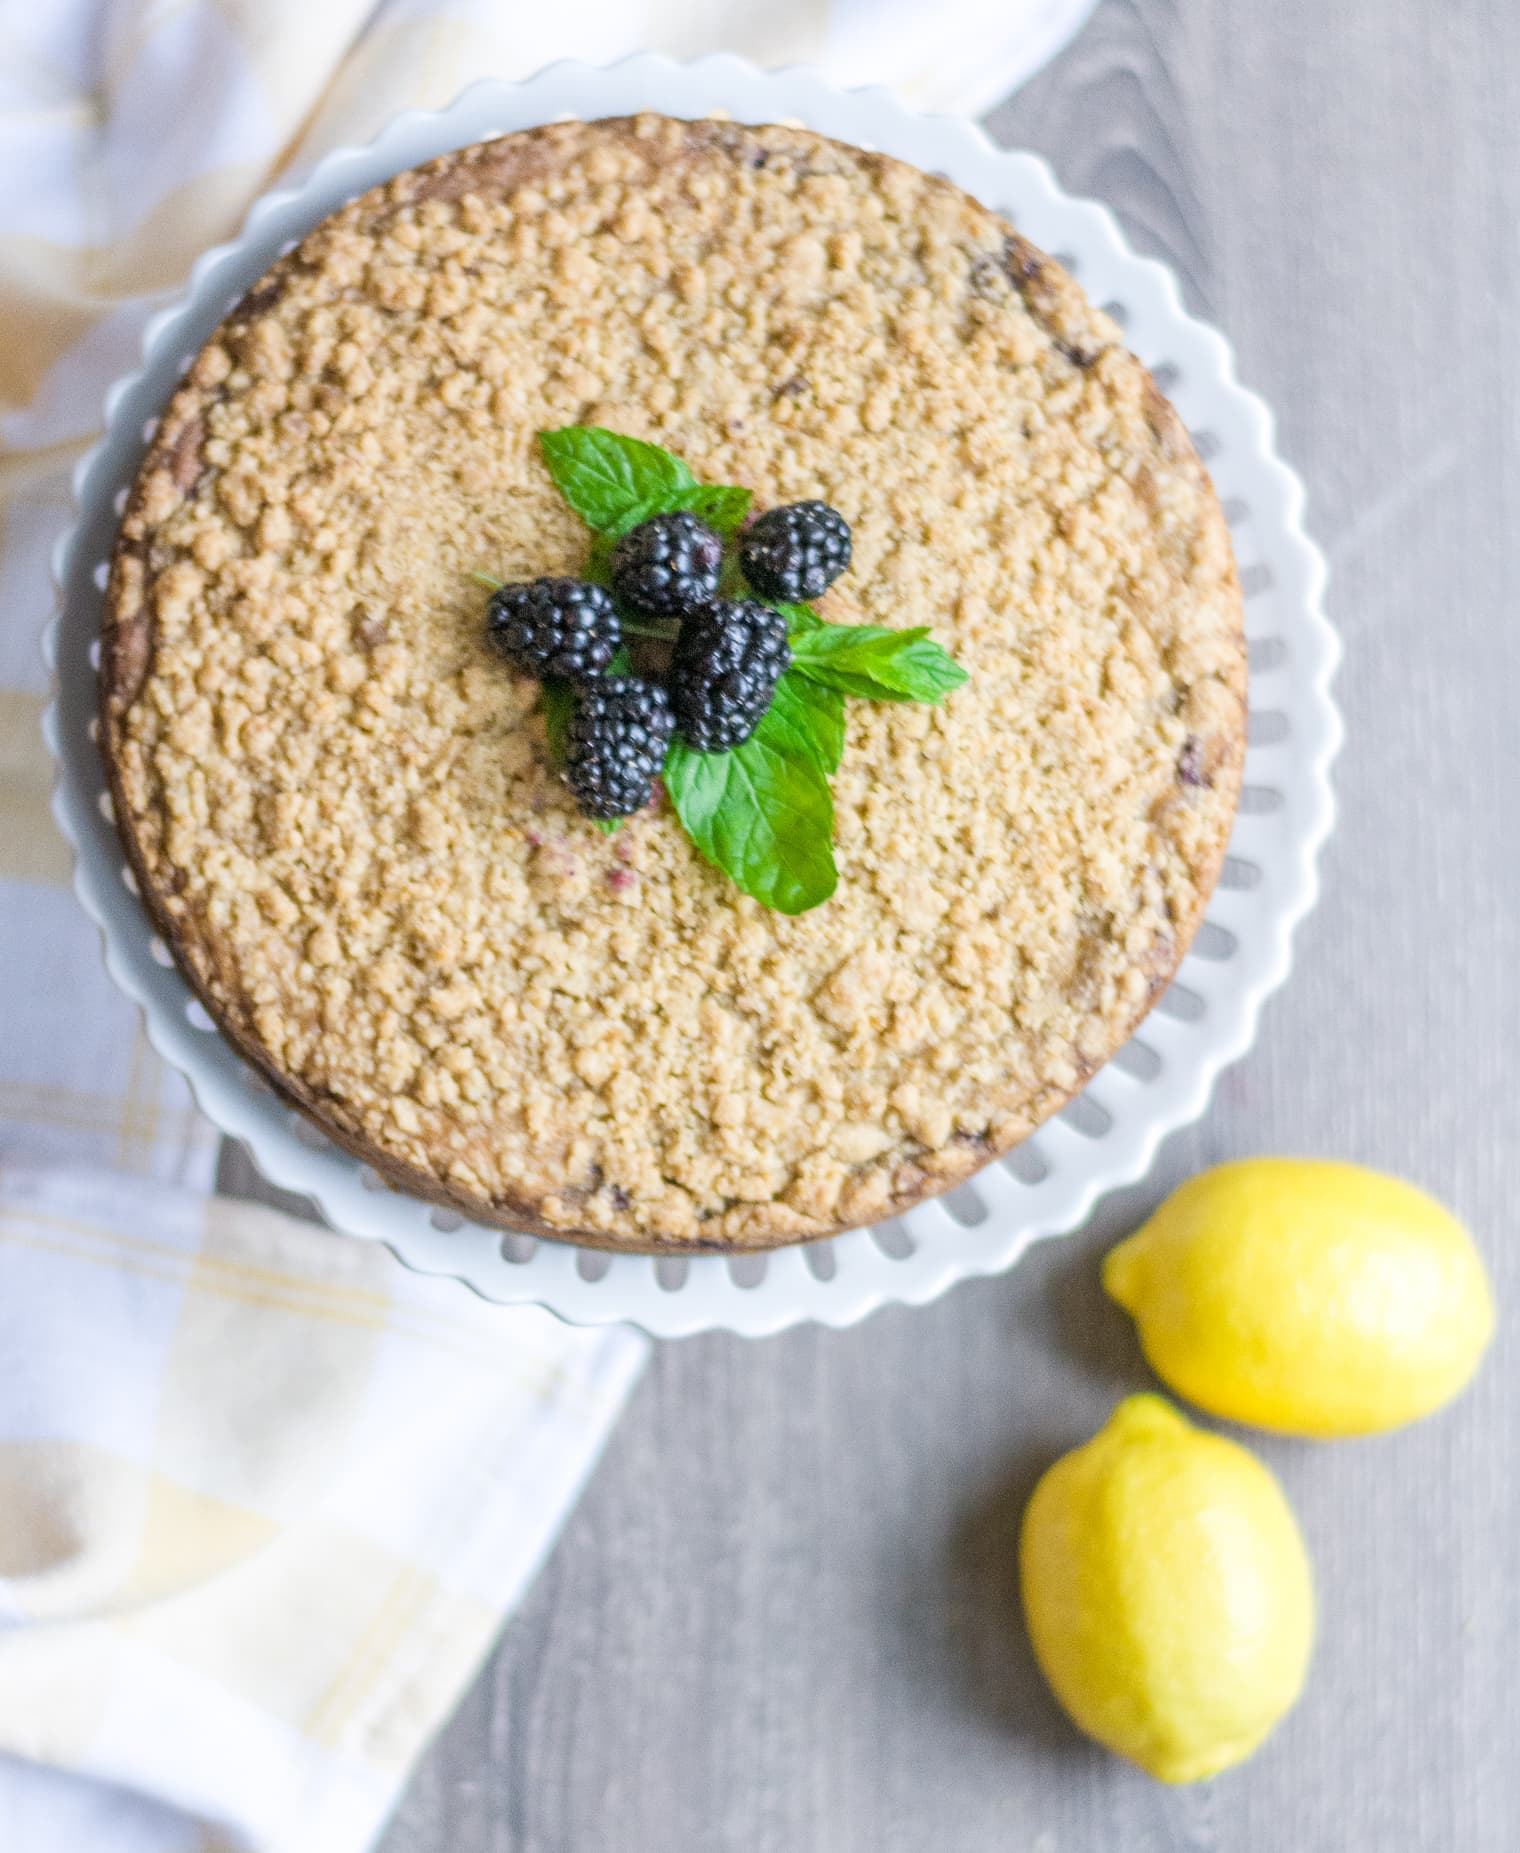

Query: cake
<box><xmin>100</xmin><ymin>113</ymin><xmax>1246</xmax><ymax>1252</ymax></box>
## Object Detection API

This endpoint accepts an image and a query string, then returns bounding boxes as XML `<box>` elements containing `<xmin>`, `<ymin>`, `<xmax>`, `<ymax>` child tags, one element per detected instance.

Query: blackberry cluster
<box><xmin>671</xmin><ymin>601</ymin><xmax>792</xmax><ymax>752</ymax></box>
<box><xmin>564</xmin><ymin>678</ymin><xmax>676</xmax><ymax>820</ymax></box>
<box><xmin>611</xmin><ymin>512</ymin><xmax>722</xmax><ymax>617</ymax></box>
<box><xmin>739</xmin><ymin>500</ymin><xmax>852</xmax><ymax>603</ymax></box>
<box><xmin>481</xmin><ymin>500</ymin><xmax>851</xmax><ymax>819</ymax></box>
<box><xmin>486</xmin><ymin>577</ymin><xmax>618</xmax><ymax>681</ymax></box>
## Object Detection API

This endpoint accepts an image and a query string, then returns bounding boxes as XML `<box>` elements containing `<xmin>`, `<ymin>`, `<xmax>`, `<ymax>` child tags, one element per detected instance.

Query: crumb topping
<box><xmin>103</xmin><ymin>115</ymin><xmax>1245</xmax><ymax>1249</ymax></box>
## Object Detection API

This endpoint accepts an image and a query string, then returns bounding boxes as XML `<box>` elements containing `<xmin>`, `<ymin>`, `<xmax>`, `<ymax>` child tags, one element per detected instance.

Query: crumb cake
<box><xmin>100</xmin><ymin>114</ymin><xmax>1246</xmax><ymax>1252</ymax></box>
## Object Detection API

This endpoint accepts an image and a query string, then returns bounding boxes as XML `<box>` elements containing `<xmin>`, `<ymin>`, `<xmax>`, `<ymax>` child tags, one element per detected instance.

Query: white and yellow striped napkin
<box><xmin>0</xmin><ymin>3</ymin><xmax>1095</xmax><ymax>1849</ymax></box>
<box><xmin>0</xmin><ymin>1166</ymin><xmax>646</xmax><ymax>1853</ymax></box>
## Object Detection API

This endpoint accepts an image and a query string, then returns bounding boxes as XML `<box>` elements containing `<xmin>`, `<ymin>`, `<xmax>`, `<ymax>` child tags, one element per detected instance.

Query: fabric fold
<box><xmin>0</xmin><ymin>1168</ymin><xmax>646</xmax><ymax>1853</ymax></box>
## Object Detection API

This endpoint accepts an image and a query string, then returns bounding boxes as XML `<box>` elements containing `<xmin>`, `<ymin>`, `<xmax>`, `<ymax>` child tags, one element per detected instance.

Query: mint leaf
<box><xmin>673</xmin><ymin>482</ymin><xmax>752</xmax><ymax>534</ymax></box>
<box><xmin>600</xmin><ymin>495</ymin><xmax>667</xmax><ymax>546</ymax></box>
<box><xmin>539</xmin><ymin>428</ymin><xmax>694</xmax><ymax>532</ymax></box>
<box><xmin>584</xmin><ymin>532</ymin><xmax>615</xmax><ymax>583</ymax></box>
<box><xmin>599</xmin><ymin>481</ymin><xmax>754</xmax><ymax>546</ymax></box>
<box><xmin>663</xmin><ymin>728</ymin><xmax>837</xmax><ymax>915</ymax></box>
<box><xmin>766</xmin><ymin>669</ymin><xmax>845</xmax><ymax>775</ymax></box>
<box><xmin>541</xmin><ymin>679</ymin><xmax>574</xmax><ymax>761</ymax></box>
<box><xmin>775</xmin><ymin>601</ymin><xmax>822</xmax><ymax>635</ymax></box>
<box><xmin>789</xmin><ymin>623</ymin><xmax>969</xmax><ymax>703</ymax></box>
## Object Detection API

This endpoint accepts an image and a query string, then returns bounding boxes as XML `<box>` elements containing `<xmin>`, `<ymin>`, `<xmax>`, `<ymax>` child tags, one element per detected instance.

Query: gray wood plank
<box><xmin>230</xmin><ymin>2</ymin><xmax>1517</xmax><ymax>1844</ymax></box>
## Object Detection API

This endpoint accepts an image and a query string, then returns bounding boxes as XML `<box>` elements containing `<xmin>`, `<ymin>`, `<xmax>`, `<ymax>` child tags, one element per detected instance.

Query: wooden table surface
<box><xmin>362</xmin><ymin>3</ymin><xmax>1520</xmax><ymax>1846</ymax></box>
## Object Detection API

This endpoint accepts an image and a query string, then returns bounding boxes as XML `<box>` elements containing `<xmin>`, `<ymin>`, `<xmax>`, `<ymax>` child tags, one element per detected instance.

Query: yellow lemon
<box><xmin>1103</xmin><ymin>1159</ymin><xmax>1495</xmax><ymax>1437</ymax></box>
<box><xmin>1020</xmin><ymin>1395</ymin><xmax>1313</xmax><ymax>1783</ymax></box>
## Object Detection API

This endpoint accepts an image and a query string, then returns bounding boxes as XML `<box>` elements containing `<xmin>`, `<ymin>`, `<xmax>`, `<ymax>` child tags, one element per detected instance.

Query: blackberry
<box><xmin>671</xmin><ymin>600</ymin><xmax>791</xmax><ymax>753</ymax></box>
<box><xmin>739</xmin><ymin>500</ymin><xmax>852</xmax><ymax>603</ymax></box>
<box><xmin>564</xmin><ymin>676</ymin><xmax>675</xmax><ymax>819</ymax></box>
<box><xmin>610</xmin><ymin>512</ymin><xmax>722</xmax><ymax>618</ymax></box>
<box><xmin>487</xmin><ymin>578</ymin><xmax>619</xmax><ymax>681</ymax></box>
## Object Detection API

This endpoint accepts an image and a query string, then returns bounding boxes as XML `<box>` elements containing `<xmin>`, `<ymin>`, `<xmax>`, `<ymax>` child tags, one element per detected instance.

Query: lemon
<box><xmin>1020</xmin><ymin>1394</ymin><xmax>1313</xmax><ymax>1782</ymax></box>
<box><xmin>1103</xmin><ymin>1159</ymin><xmax>1494</xmax><ymax>1437</ymax></box>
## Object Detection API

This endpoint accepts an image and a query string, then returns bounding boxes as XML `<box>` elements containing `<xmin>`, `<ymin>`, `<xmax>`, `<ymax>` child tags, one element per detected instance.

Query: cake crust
<box><xmin>101</xmin><ymin>114</ymin><xmax>1246</xmax><ymax>1252</ymax></box>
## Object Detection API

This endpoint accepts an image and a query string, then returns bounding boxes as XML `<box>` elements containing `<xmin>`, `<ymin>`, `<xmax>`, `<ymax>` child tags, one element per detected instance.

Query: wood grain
<box><xmin>233</xmin><ymin>0</ymin><xmax>1520</xmax><ymax>1843</ymax></box>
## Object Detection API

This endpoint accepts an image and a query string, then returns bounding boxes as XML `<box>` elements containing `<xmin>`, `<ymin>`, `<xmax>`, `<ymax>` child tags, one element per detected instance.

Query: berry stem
<box><xmin>618</xmin><ymin>617</ymin><xmax>681</xmax><ymax>641</ymax></box>
<box><xmin>470</xmin><ymin>571</ymin><xmax>504</xmax><ymax>590</ymax></box>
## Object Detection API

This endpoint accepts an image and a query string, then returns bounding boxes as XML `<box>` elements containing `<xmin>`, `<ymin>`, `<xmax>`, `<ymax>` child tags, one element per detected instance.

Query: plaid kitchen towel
<box><xmin>0</xmin><ymin>2</ymin><xmax>1097</xmax><ymax>1849</ymax></box>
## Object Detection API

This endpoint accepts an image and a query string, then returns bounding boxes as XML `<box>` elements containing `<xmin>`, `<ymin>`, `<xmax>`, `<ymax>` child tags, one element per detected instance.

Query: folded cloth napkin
<box><xmin>0</xmin><ymin>1167</ymin><xmax>646</xmax><ymax>1853</ymax></box>
<box><xmin>0</xmin><ymin>3</ymin><xmax>1097</xmax><ymax>1850</ymax></box>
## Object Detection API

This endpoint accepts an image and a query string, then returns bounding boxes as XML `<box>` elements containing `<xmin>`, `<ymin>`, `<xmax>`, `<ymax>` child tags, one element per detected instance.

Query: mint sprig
<box><xmin>541</xmin><ymin>428</ymin><xmax>752</xmax><ymax>540</ymax></box>
<box><xmin>776</xmin><ymin>601</ymin><xmax>822</xmax><ymax>636</ymax></box>
<box><xmin>521</xmin><ymin>427</ymin><xmax>969</xmax><ymax>913</ymax></box>
<box><xmin>664</xmin><ymin>723</ymin><xmax>837</xmax><ymax>916</ymax></box>
<box><xmin>539</xmin><ymin>428</ymin><xmax>694</xmax><ymax>530</ymax></box>
<box><xmin>788</xmin><ymin>622</ymin><xmax>969</xmax><ymax>704</ymax></box>
<box><xmin>765</xmin><ymin>669</ymin><xmax>845</xmax><ymax>775</ymax></box>
<box><xmin>540</xmin><ymin>676</ymin><xmax>574</xmax><ymax>760</ymax></box>
<box><xmin>603</xmin><ymin>482</ymin><xmax>753</xmax><ymax>540</ymax></box>
<box><xmin>668</xmin><ymin>482</ymin><xmax>753</xmax><ymax>534</ymax></box>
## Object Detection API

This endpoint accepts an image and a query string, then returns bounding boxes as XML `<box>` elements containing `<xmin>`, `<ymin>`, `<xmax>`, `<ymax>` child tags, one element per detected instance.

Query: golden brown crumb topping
<box><xmin>103</xmin><ymin>115</ymin><xmax>1244</xmax><ymax>1250</ymax></box>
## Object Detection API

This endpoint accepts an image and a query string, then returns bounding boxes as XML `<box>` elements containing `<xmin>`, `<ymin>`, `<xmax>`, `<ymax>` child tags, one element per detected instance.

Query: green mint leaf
<box><xmin>600</xmin><ymin>494</ymin><xmax>666</xmax><ymax>546</ymax></box>
<box><xmin>539</xmin><ymin>427</ymin><xmax>695</xmax><ymax>532</ymax></box>
<box><xmin>765</xmin><ymin>669</ymin><xmax>845</xmax><ymax>775</ymax></box>
<box><xmin>584</xmin><ymin>531</ymin><xmax>614</xmax><ymax>583</ymax></box>
<box><xmin>541</xmin><ymin>678</ymin><xmax>574</xmax><ymax>761</ymax></box>
<box><xmin>788</xmin><ymin>623</ymin><xmax>969</xmax><ymax>703</ymax></box>
<box><xmin>599</xmin><ymin>481</ymin><xmax>754</xmax><ymax>546</ymax></box>
<box><xmin>775</xmin><ymin>601</ymin><xmax>822</xmax><ymax>635</ymax></box>
<box><xmin>672</xmin><ymin>482</ymin><xmax>752</xmax><ymax>534</ymax></box>
<box><xmin>664</xmin><ymin>728</ymin><xmax>837</xmax><ymax>915</ymax></box>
